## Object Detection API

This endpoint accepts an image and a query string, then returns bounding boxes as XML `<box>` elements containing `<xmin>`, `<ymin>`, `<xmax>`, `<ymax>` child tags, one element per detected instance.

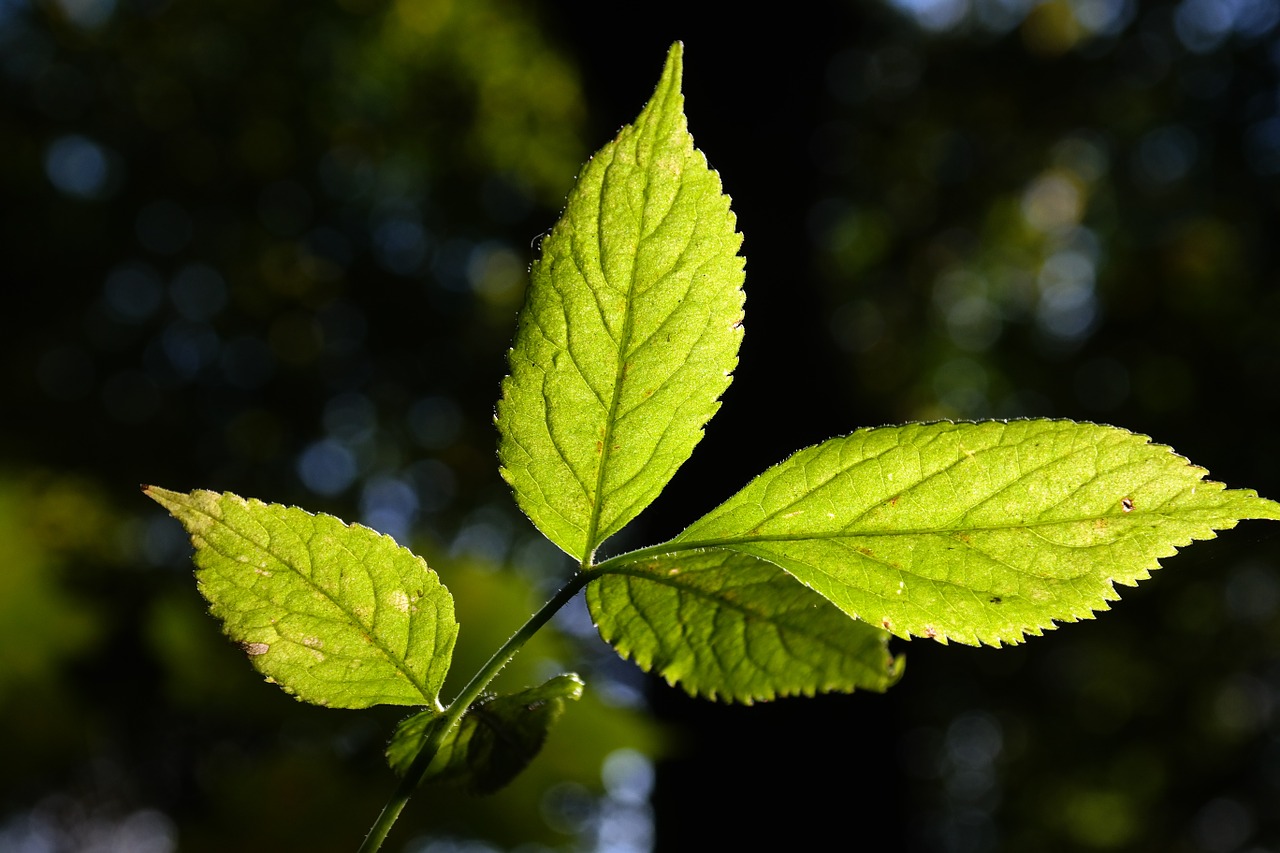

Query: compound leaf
<box><xmin>145</xmin><ymin>487</ymin><xmax>457</xmax><ymax>708</ymax></box>
<box><xmin>588</xmin><ymin>550</ymin><xmax>903</xmax><ymax>702</ymax></box>
<box><xmin>496</xmin><ymin>42</ymin><xmax>745</xmax><ymax>561</ymax></box>
<box><xmin>667</xmin><ymin>420</ymin><xmax>1280</xmax><ymax>646</ymax></box>
<box><xmin>387</xmin><ymin>674</ymin><xmax>585</xmax><ymax>794</ymax></box>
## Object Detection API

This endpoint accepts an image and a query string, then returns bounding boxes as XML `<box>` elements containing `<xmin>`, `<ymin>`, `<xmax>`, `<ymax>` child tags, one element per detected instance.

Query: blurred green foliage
<box><xmin>0</xmin><ymin>0</ymin><xmax>661</xmax><ymax>849</ymax></box>
<box><xmin>0</xmin><ymin>475</ymin><xmax>102</xmax><ymax>698</ymax></box>
<box><xmin>4</xmin><ymin>0</ymin><xmax>1280</xmax><ymax>850</ymax></box>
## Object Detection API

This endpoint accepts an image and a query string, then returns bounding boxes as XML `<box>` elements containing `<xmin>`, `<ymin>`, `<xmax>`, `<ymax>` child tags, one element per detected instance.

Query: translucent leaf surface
<box><xmin>496</xmin><ymin>42</ymin><xmax>745</xmax><ymax>560</ymax></box>
<box><xmin>387</xmin><ymin>674</ymin><xmax>584</xmax><ymax>794</ymax></box>
<box><xmin>668</xmin><ymin>420</ymin><xmax>1280</xmax><ymax>645</ymax></box>
<box><xmin>145</xmin><ymin>487</ymin><xmax>457</xmax><ymax>708</ymax></box>
<box><xmin>587</xmin><ymin>550</ymin><xmax>903</xmax><ymax>702</ymax></box>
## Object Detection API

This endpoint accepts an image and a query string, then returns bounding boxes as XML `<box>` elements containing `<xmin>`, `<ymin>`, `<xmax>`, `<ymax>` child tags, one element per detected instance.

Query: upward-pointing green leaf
<box><xmin>666</xmin><ymin>420</ymin><xmax>1280</xmax><ymax>646</ymax></box>
<box><xmin>496</xmin><ymin>42</ymin><xmax>745</xmax><ymax>561</ymax></box>
<box><xmin>145</xmin><ymin>487</ymin><xmax>458</xmax><ymax>709</ymax></box>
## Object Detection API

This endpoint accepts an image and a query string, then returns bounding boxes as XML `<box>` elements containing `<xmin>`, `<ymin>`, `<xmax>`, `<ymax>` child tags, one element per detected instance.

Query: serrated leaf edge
<box><xmin>588</xmin><ymin>558</ymin><xmax>904</xmax><ymax>703</ymax></box>
<box><xmin>145</xmin><ymin>486</ymin><xmax>454</xmax><ymax>706</ymax></box>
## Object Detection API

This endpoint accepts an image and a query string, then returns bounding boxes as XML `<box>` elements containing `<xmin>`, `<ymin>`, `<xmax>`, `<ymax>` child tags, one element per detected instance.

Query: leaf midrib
<box><xmin>689</xmin><ymin>506</ymin><xmax>1209</xmax><ymax>544</ymax></box>
<box><xmin>591</xmin><ymin>506</ymin><xmax>1208</xmax><ymax>578</ymax></box>
<box><xmin>190</xmin><ymin>499</ymin><xmax>436</xmax><ymax>703</ymax></box>
<box><xmin>581</xmin><ymin>137</ymin><xmax>662</xmax><ymax>561</ymax></box>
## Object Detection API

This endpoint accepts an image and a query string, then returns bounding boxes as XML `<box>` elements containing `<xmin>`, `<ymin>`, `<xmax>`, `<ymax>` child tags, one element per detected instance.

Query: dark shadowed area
<box><xmin>3</xmin><ymin>1</ymin><xmax>1280</xmax><ymax>851</ymax></box>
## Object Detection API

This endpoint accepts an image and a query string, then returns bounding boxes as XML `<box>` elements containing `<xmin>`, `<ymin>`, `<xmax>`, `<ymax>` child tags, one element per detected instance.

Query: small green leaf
<box><xmin>587</xmin><ymin>550</ymin><xmax>903</xmax><ymax>702</ymax></box>
<box><xmin>145</xmin><ymin>487</ymin><xmax>458</xmax><ymax>708</ymax></box>
<box><xmin>666</xmin><ymin>420</ymin><xmax>1280</xmax><ymax>646</ymax></box>
<box><xmin>385</xmin><ymin>707</ymin><xmax>441</xmax><ymax>777</ymax></box>
<box><xmin>387</xmin><ymin>674</ymin><xmax>585</xmax><ymax>794</ymax></box>
<box><xmin>496</xmin><ymin>42</ymin><xmax>745</xmax><ymax>561</ymax></box>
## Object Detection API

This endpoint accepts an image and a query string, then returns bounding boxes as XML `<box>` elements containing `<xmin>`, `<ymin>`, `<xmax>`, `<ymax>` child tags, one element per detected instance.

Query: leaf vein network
<box><xmin>188</xmin><ymin>500</ymin><xmax>436</xmax><ymax>702</ymax></box>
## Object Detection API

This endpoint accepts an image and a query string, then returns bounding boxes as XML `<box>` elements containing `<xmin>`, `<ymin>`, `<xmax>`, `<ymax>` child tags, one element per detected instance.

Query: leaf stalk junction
<box><xmin>358</xmin><ymin>571</ymin><xmax>593</xmax><ymax>853</ymax></box>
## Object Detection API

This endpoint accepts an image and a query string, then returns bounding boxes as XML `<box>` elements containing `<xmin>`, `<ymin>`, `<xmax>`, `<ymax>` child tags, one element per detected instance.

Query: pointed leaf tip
<box><xmin>662</xmin><ymin>41</ymin><xmax>683</xmax><ymax>84</ymax></box>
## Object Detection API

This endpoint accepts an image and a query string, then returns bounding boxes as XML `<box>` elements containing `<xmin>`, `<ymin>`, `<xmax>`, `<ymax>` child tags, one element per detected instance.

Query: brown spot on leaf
<box><xmin>1122</xmin><ymin>497</ymin><xmax>1135</xmax><ymax>513</ymax></box>
<box><xmin>243</xmin><ymin>642</ymin><xmax>269</xmax><ymax>656</ymax></box>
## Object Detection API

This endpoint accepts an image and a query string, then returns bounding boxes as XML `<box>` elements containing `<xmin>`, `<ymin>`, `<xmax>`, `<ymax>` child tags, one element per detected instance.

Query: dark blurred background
<box><xmin>4</xmin><ymin>0</ymin><xmax>1280</xmax><ymax>851</ymax></box>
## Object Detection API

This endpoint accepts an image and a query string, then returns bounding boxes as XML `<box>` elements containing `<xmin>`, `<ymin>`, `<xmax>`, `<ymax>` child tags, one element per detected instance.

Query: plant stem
<box><xmin>356</xmin><ymin>571</ymin><xmax>593</xmax><ymax>853</ymax></box>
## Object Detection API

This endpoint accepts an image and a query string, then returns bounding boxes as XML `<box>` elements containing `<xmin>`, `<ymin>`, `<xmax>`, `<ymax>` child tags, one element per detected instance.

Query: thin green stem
<box><xmin>356</xmin><ymin>571</ymin><xmax>593</xmax><ymax>853</ymax></box>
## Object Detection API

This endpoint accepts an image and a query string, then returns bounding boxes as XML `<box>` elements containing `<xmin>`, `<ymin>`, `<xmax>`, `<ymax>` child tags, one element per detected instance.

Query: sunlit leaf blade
<box><xmin>496</xmin><ymin>41</ymin><xmax>745</xmax><ymax>560</ymax></box>
<box><xmin>387</xmin><ymin>674</ymin><xmax>585</xmax><ymax>794</ymax></box>
<box><xmin>671</xmin><ymin>420</ymin><xmax>1280</xmax><ymax>646</ymax></box>
<box><xmin>588</xmin><ymin>550</ymin><xmax>903</xmax><ymax>702</ymax></box>
<box><xmin>145</xmin><ymin>487</ymin><xmax>458</xmax><ymax>708</ymax></box>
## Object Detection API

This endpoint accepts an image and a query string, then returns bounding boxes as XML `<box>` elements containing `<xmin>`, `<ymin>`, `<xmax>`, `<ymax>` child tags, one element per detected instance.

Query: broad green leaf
<box><xmin>666</xmin><ymin>420</ymin><xmax>1280</xmax><ymax>646</ymax></box>
<box><xmin>387</xmin><ymin>674</ymin><xmax>585</xmax><ymax>794</ymax></box>
<box><xmin>587</xmin><ymin>550</ymin><xmax>903</xmax><ymax>702</ymax></box>
<box><xmin>145</xmin><ymin>487</ymin><xmax>457</xmax><ymax>708</ymax></box>
<box><xmin>496</xmin><ymin>41</ymin><xmax>745</xmax><ymax>560</ymax></box>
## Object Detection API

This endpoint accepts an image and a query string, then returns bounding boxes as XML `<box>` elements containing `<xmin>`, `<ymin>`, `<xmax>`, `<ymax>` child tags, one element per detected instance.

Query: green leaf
<box><xmin>496</xmin><ymin>41</ymin><xmax>745</xmax><ymax>561</ymax></box>
<box><xmin>387</xmin><ymin>674</ymin><xmax>585</xmax><ymax>794</ymax></box>
<box><xmin>587</xmin><ymin>550</ymin><xmax>903</xmax><ymax>702</ymax></box>
<box><xmin>385</xmin><ymin>707</ymin><xmax>441</xmax><ymax>778</ymax></box>
<box><xmin>144</xmin><ymin>487</ymin><xmax>458</xmax><ymax>708</ymax></box>
<box><xmin>664</xmin><ymin>420</ymin><xmax>1280</xmax><ymax>646</ymax></box>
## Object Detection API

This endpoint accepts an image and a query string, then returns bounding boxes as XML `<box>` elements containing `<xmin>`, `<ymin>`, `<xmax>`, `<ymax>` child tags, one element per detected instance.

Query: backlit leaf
<box><xmin>588</xmin><ymin>550</ymin><xmax>903</xmax><ymax>702</ymax></box>
<box><xmin>666</xmin><ymin>420</ymin><xmax>1280</xmax><ymax>645</ymax></box>
<box><xmin>145</xmin><ymin>487</ymin><xmax>457</xmax><ymax>708</ymax></box>
<box><xmin>387</xmin><ymin>674</ymin><xmax>584</xmax><ymax>794</ymax></box>
<box><xmin>496</xmin><ymin>42</ymin><xmax>745</xmax><ymax>561</ymax></box>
